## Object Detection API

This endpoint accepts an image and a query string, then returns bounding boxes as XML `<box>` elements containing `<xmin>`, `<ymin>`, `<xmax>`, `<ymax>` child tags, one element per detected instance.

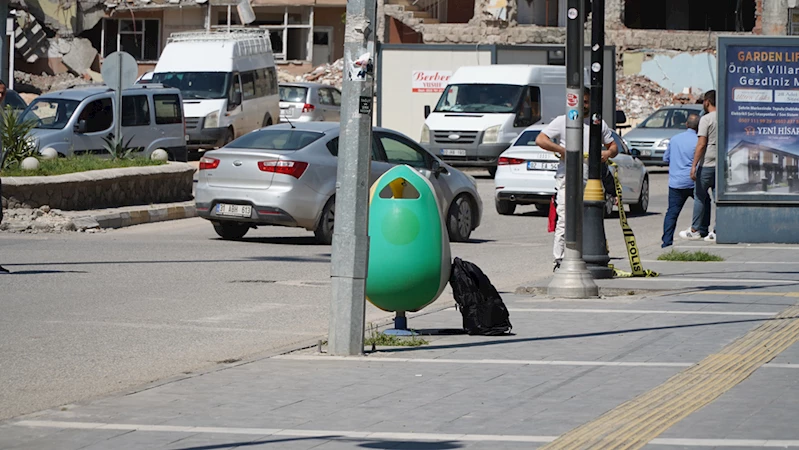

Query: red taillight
<box><xmin>199</xmin><ymin>157</ymin><xmax>220</xmax><ymax>170</ymax></box>
<box><xmin>258</xmin><ymin>160</ymin><xmax>308</xmax><ymax>179</ymax></box>
<box><xmin>302</xmin><ymin>103</ymin><xmax>315</xmax><ymax>113</ymax></box>
<box><xmin>498</xmin><ymin>157</ymin><xmax>525</xmax><ymax>165</ymax></box>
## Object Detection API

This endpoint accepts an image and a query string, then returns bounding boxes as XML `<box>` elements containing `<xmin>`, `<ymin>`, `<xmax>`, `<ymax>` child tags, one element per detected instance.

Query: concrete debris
<box><xmin>60</xmin><ymin>38</ymin><xmax>99</xmax><ymax>76</ymax></box>
<box><xmin>0</xmin><ymin>207</ymin><xmax>81</xmax><ymax>233</ymax></box>
<box><xmin>278</xmin><ymin>59</ymin><xmax>345</xmax><ymax>89</ymax></box>
<box><xmin>13</xmin><ymin>10</ymin><xmax>48</xmax><ymax>64</ymax></box>
<box><xmin>616</xmin><ymin>74</ymin><xmax>703</xmax><ymax>123</ymax></box>
<box><xmin>14</xmin><ymin>70</ymin><xmax>91</xmax><ymax>94</ymax></box>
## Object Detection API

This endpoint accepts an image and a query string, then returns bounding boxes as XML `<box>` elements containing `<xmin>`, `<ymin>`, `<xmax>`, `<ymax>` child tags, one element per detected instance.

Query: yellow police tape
<box><xmin>607</xmin><ymin>161</ymin><xmax>659</xmax><ymax>278</ymax></box>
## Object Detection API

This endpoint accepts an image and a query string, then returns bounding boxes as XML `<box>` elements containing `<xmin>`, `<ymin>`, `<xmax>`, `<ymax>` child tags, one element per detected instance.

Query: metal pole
<box><xmin>115</xmin><ymin>62</ymin><xmax>122</xmax><ymax>144</ymax></box>
<box><xmin>582</xmin><ymin>0</ymin><xmax>613</xmax><ymax>279</ymax></box>
<box><xmin>547</xmin><ymin>0</ymin><xmax>598</xmax><ymax>298</ymax></box>
<box><xmin>328</xmin><ymin>0</ymin><xmax>377</xmax><ymax>355</ymax></box>
<box><xmin>0</xmin><ymin>1</ymin><xmax>8</xmax><ymax>85</ymax></box>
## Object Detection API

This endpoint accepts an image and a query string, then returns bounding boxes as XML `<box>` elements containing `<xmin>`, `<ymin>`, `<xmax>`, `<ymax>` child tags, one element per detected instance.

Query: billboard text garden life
<box><xmin>724</xmin><ymin>46</ymin><xmax>799</xmax><ymax>196</ymax></box>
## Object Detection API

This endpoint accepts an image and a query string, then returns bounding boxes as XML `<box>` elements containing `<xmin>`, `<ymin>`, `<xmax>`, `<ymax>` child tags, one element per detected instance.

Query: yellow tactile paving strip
<box><xmin>539</xmin><ymin>303</ymin><xmax>799</xmax><ymax>450</ymax></box>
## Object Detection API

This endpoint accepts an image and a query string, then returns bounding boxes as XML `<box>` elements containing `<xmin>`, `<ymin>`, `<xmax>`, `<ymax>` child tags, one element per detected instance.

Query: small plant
<box><xmin>364</xmin><ymin>322</ymin><xmax>428</xmax><ymax>348</ymax></box>
<box><xmin>0</xmin><ymin>106</ymin><xmax>37</xmax><ymax>170</ymax></box>
<box><xmin>658</xmin><ymin>250</ymin><xmax>724</xmax><ymax>262</ymax></box>
<box><xmin>101</xmin><ymin>134</ymin><xmax>140</xmax><ymax>160</ymax></box>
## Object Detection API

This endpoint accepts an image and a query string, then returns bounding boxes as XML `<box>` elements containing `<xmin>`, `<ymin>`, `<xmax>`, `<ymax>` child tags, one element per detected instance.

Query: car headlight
<box><xmin>204</xmin><ymin>111</ymin><xmax>220</xmax><ymax>129</ymax></box>
<box><xmin>420</xmin><ymin>124</ymin><xmax>430</xmax><ymax>144</ymax></box>
<box><xmin>482</xmin><ymin>125</ymin><xmax>501</xmax><ymax>144</ymax></box>
<box><xmin>655</xmin><ymin>139</ymin><xmax>670</xmax><ymax>149</ymax></box>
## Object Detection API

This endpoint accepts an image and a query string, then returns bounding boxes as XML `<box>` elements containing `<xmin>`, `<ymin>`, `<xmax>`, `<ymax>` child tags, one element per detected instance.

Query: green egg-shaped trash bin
<box><xmin>366</xmin><ymin>165</ymin><xmax>451</xmax><ymax>313</ymax></box>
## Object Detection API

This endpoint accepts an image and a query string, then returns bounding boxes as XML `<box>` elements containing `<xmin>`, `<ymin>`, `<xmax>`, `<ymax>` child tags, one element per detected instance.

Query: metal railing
<box><xmin>167</xmin><ymin>28</ymin><xmax>273</xmax><ymax>55</ymax></box>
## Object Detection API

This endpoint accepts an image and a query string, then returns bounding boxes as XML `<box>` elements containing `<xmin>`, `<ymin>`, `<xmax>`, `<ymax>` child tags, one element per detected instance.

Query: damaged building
<box><xmin>4</xmin><ymin>0</ymin><xmax>347</xmax><ymax>92</ymax></box>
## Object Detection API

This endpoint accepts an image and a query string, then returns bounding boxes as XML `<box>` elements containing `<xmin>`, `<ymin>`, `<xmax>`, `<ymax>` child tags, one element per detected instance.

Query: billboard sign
<box><xmin>411</xmin><ymin>71</ymin><xmax>452</xmax><ymax>93</ymax></box>
<box><xmin>719</xmin><ymin>37</ymin><xmax>799</xmax><ymax>203</ymax></box>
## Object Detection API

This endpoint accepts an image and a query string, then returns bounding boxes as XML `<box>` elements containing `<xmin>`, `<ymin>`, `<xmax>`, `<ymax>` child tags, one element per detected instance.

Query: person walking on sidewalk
<box><xmin>680</xmin><ymin>90</ymin><xmax>718</xmax><ymax>242</ymax></box>
<box><xmin>662</xmin><ymin>114</ymin><xmax>700</xmax><ymax>248</ymax></box>
<box><xmin>536</xmin><ymin>87</ymin><xmax>618</xmax><ymax>270</ymax></box>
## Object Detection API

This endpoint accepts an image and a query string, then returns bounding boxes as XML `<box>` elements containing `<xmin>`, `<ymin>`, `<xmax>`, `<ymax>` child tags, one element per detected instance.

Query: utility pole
<box><xmin>582</xmin><ymin>0</ymin><xmax>613</xmax><ymax>279</ymax></box>
<box><xmin>547</xmin><ymin>0</ymin><xmax>598</xmax><ymax>298</ymax></box>
<box><xmin>0</xmin><ymin>0</ymin><xmax>8</xmax><ymax>85</ymax></box>
<box><xmin>328</xmin><ymin>0</ymin><xmax>377</xmax><ymax>355</ymax></box>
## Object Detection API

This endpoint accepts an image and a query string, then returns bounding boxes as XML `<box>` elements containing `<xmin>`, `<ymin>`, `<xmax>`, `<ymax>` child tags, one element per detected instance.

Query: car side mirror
<box><xmin>230</xmin><ymin>92</ymin><xmax>242</xmax><ymax>109</ymax></box>
<box><xmin>424</xmin><ymin>105</ymin><xmax>431</xmax><ymax>119</ymax></box>
<box><xmin>616</xmin><ymin>110</ymin><xmax>628</xmax><ymax>125</ymax></box>
<box><xmin>630</xmin><ymin>148</ymin><xmax>641</xmax><ymax>158</ymax></box>
<box><xmin>431</xmin><ymin>159</ymin><xmax>447</xmax><ymax>178</ymax></box>
<box><xmin>75</xmin><ymin>120</ymin><xmax>87</xmax><ymax>134</ymax></box>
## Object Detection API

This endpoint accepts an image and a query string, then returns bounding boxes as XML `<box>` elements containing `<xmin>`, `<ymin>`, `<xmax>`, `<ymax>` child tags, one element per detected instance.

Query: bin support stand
<box><xmin>383</xmin><ymin>311</ymin><xmax>416</xmax><ymax>336</ymax></box>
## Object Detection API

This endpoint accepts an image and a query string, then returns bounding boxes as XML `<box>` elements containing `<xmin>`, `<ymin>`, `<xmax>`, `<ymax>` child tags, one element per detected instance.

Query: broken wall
<box><xmin>623</xmin><ymin>51</ymin><xmax>717</xmax><ymax>94</ymax></box>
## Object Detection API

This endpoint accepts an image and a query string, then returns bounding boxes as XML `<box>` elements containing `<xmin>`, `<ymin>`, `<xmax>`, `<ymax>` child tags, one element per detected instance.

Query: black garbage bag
<box><xmin>449</xmin><ymin>257</ymin><xmax>512</xmax><ymax>336</ymax></box>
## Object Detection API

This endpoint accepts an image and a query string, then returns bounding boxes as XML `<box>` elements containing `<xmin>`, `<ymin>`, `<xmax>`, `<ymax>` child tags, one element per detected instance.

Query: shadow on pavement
<box><xmin>0</xmin><ymin>269</ymin><xmax>88</xmax><ymax>275</ymax></box>
<box><xmin>175</xmin><ymin>437</ymin><xmax>463</xmax><ymax>450</ymax></box>
<box><xmin>377</xmin><ymin>316</ymin><xmax>794</xmax><ymax>354</ymax></box>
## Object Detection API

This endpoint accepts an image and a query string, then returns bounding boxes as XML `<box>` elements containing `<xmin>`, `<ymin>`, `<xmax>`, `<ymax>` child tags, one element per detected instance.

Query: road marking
<box><xmin>699</xmin><ymin>291</ymin><xmax>799</xmax><ymax>298</ymax></box>
<box><xmin>13</xmin><ymin>421</ymin><xmax>799</xmax><ymax>447</ymax></box>
<box><xmin>537</xmin><ymin>304</ymin><xmax>799</xmax><ymax>450</ymax></box>
<box><xmin>507</xmin><ymin>308</ymin><xmax>777</xmax><ymax>316</ymax></box>
<box><xmin>609</xmin><ymin>277</ymin><xmax>797</xmax><ymax>284</ymax></box>
<box><xmin>272</xmin><ymin>355</ymin><xmax>799</xmax><ymax>370</ymax></box>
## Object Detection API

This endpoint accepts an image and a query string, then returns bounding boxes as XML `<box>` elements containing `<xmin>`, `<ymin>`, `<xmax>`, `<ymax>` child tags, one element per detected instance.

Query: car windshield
<box><xmin>279</xmin><ymin>86</ymin><xmax>308</xmax><ymax>103</ymax></box>
<box><xmin>434</xmin><ymin>84</ymin><xmax>524</xmax><ymax>113</ymax></box>
<box><xmin>20</xmin><ymin>98</ymin><xmax>80</xmax><ymax>130</ymax></box>
<box><xmin>152</xmin><ymin>72</ymin><xmax>230</xmax><ymax>99</ymax></box>
<box><xmin>229</xmin><ymin>129</ymin><xmax>324</xmax><ymax>150</ymax></box>
<box><xmin>639</xmin><ymin>108</ymin><xmax>698</xmax><ymax>129</ymax></box>
<box><xmin>513</xmin><ymin>130</ymin><xmax>541</xmax><ymax>146</ymax></box>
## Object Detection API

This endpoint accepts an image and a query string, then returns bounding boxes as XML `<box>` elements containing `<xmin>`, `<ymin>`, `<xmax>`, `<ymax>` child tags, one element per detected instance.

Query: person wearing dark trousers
<box><xmin>0</xmin><ymin>79</ymin><xmax>9</xmax><ymax>273</ymax></box>
<box><xmin>681</xmin><ymin>90</ymin><xmax>718</xmax><ymax>242</ymax></box>
<box><xmin>662</xmin><ymin>114</ymin><xmax>700</xmax><ymax>248</ymax></box>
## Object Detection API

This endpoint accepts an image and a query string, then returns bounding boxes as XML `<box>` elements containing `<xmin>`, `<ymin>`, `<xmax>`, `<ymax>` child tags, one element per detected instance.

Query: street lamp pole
<box><xmin>547</xmin><ymin>0</ymin><xmax>599</xmax><ymax>298</ymax></box>
<box><xmin>328</xmin><ymin>0</ymin><xmax>377</xmax><ymax>355</ymax></box>
<box><xmin>583</xmin><ymin>0</ymin><xmax>614</xmax><ymax>279</ymax></box>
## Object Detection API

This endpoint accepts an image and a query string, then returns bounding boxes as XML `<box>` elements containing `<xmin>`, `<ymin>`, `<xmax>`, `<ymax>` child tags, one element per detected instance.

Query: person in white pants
<box><xmin>535</xmin><ymin>87</ymin><xmax>618</xmax><ymax>270</ymax></box>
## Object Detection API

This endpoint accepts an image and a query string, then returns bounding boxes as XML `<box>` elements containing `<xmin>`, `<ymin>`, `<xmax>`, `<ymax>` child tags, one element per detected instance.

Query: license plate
<box><xmin>280</xmin><ymin>106</ymin><xmax>294</xmax><ymax>117</ymax></box>
<box><xmin>528</xmin><ymin>161</ymin><xmax>559</xmax><ymax>171</ymax></box>
<box><xmin>215</xmin><ymin>203</ymin><xmax>252</xmax><ymax>217</ymax></box>
<box><xmin>441</xmin><ymin>149</ymin><xmax>466</xmax><ymax>156</ymax></box>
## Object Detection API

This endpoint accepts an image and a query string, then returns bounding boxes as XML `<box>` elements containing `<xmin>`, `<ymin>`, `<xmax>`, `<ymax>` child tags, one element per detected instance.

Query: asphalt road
<box><xmin>0</xmin><ymin>167</ymin><xmax>683</xmax><ymax>421</ymax></box>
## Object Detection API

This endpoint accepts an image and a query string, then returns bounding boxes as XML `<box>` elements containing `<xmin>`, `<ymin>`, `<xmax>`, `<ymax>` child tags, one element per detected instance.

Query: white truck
<box><xmin>151</xmin><ymin>29</ymin><xmax>280</xmax><ymax>152</ymax></box>
<box><xmin>420</xmin><ymin>64</ymin><xmax>609</xmax><ymax>177</ymax></box>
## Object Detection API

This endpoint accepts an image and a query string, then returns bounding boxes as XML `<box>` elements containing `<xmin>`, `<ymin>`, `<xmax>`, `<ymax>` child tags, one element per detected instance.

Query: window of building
<box><xmin>624</xmin><ymin>0</ymin><xmax>755</xmax><ymax>31</ymax></box>
<box><xmin>153</xmin><ymin>94</ymin><xmax>182</xmax><ymax>125</ymax></box>
<box><xmin>790</xmin><ymin>8</ymin><xmax>799</xmax><ymax>35</ymax></box>
<box><xmin>218</xmin><ymin>7</ymin><xmax>314</xmax><ymax>62</ymax></box>
<box><xmin>102</xmin><ymin>19</ymin><xmax>160</xmax><ymax>61</ymax></box>
<box><xmin>121</xmin><ymin>95</ymin><xmax>150</xmax><ymax>127</ymax></box>
<box><xmin>77</xmin><ymin>98</ymin><xmax>113</xmax><ymax>133</ymax></box>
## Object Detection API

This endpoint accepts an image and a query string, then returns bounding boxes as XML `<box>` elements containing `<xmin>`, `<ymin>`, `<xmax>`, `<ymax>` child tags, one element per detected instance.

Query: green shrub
<box><xmin>0</xmin><ymin>106</ymin><xmax>37</xmax><ymax>170</ymax></box>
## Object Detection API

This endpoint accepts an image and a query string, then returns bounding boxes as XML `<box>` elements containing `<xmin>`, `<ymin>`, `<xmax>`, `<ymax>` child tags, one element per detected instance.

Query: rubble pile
<box><xmin>278</xmin><ymin>58</ymin><xmax>345</xmax><ymax>89</ymax></box>
<box><xmin>14</xmin><ymin>70</ymin><xmax>90</xmax><ymax>95</ymax></box>
<box><xmin>0</xmin><ymin>206</ymin><xmax>76</xmax><ymax>233</ymax></box>
<box><xmin>616</xmin><ymin>75</ymin><xmax>703</xmax><ymax>122</ymax></box>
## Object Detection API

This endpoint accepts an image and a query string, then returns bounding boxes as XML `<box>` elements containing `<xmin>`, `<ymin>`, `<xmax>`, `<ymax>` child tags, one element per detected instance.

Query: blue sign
<box><xmin>568</xmin><ymin>109</ymin><xmax>579</xmax><ymax>121</ymax></box>
<box><xmin>723</xmin><ymin>44</ymin><xmax>799</xmax><ymax>198</ymax></box>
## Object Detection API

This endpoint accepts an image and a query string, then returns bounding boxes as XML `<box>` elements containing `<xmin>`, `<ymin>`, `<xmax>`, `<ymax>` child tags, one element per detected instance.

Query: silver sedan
<box><xmin>195</xmin><ymin>122</ymin><xmax>483</xmax><ymax>243</ymax></box>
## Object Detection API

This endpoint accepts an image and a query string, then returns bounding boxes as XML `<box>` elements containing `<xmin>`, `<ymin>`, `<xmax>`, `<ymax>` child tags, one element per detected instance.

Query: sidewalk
<box><xmin>2</xmin><ymin>245</ymin><xmax>799</xmax><ymax>449</ymax></box>
<box><xmin>58</xmin><ymin>201</ymin><xmax>197</xmax><ymax>230</ymax></box>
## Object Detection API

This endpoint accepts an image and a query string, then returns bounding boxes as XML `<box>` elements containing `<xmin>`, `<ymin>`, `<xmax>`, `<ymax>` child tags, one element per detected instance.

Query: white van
<box><xmin>421</xmin><ymin>65</ymin><xmax>570</xmax><ymax>177</ymax></box>
<box><xmin>152</xmin><ymin>29</ymin><xmax>279</xmax><ymax>152</ymax></box>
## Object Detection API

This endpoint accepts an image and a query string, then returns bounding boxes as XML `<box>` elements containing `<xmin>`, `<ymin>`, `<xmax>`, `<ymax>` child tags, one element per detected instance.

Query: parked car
<box><xmin>279</xmin><ymin>82</ymin><xmax>341</xmax><ymax>123</ymax></box>
<box><xmin>494</xmin><ymin>124</ymin><xmax>649</xmax><ymax>217</ymax></box>
<box><xmin>21</xmin><ymin>84</ymin><xmax>188</xmax><ymax>161</ymax></box>
<box><xmin>195</xmin><ymin>122</ymin><xmax>482</xmax><ymax>244</ymax></box>
<box><xmin>622</xmin><ymin>104</ymin><xmax>704</xmax><ymax>166</ymax></box>
<box><xmin>2</xmin><ymin>89</ymin><xmax>28</xmax><ymax>113</ymax></box>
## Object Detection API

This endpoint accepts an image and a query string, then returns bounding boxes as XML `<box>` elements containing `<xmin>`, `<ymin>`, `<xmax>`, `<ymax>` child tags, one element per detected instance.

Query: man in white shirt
<box><xmin>535</xmin><ymin>87</ymin><xmax>618</xmax><ymax>270</ymax></box>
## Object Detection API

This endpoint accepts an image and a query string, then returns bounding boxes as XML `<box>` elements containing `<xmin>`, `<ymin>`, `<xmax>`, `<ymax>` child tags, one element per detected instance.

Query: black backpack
<box><xmin>449</xmin><ymin>257</ymin><xmax>512</xmax><ymax>336</ymax></box>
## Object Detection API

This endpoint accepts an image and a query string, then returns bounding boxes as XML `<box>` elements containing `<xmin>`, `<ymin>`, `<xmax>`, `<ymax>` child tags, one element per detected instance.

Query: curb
<box><xmin>70</xmin><ymin>203</ymin><xmax>198</xmax><ymax>230</ymax></box>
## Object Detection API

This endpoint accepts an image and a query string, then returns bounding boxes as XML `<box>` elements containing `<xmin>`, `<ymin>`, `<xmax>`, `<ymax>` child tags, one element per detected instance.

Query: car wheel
<box><xmin>496</xmin><ymin>199</ymin><xmax>516</xmax><ymax>215</ymax></box>
<box><xmin>448</xmin><ymin>195</ymin><xmax>473</xmax><ymax>242</ymax></box>
<box><xmin>630</xmin><ymin>176</ymin><xmax>649</xmax><ymax>215</ymax></box>
<box><xmin>263</xmin><ymin>115</ymin><xmax>272</xmax><ymax>127</ymax></box>
<box><xmin>219</xmin><ymin>128</ymin><xmax>234</xmax><ymax>148</ymax></box>
<box><xmin>604</xmin><ymin>192</ymin><xmax>614</xmax><ymax>218</ymax></box>
<box><xmin>487</xmin><ymin>167</ymin><xmax>497</xmax><ymax>178</ymax></box>
<box><xmin>213</xmin><ymin>222</ymin><xmax>249</xmax><ymax>240</ymax></box>
<box><xmin>314</xmin><ymin>197</ymin><xmax>335</xmax><ymax>245</ymax></box>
